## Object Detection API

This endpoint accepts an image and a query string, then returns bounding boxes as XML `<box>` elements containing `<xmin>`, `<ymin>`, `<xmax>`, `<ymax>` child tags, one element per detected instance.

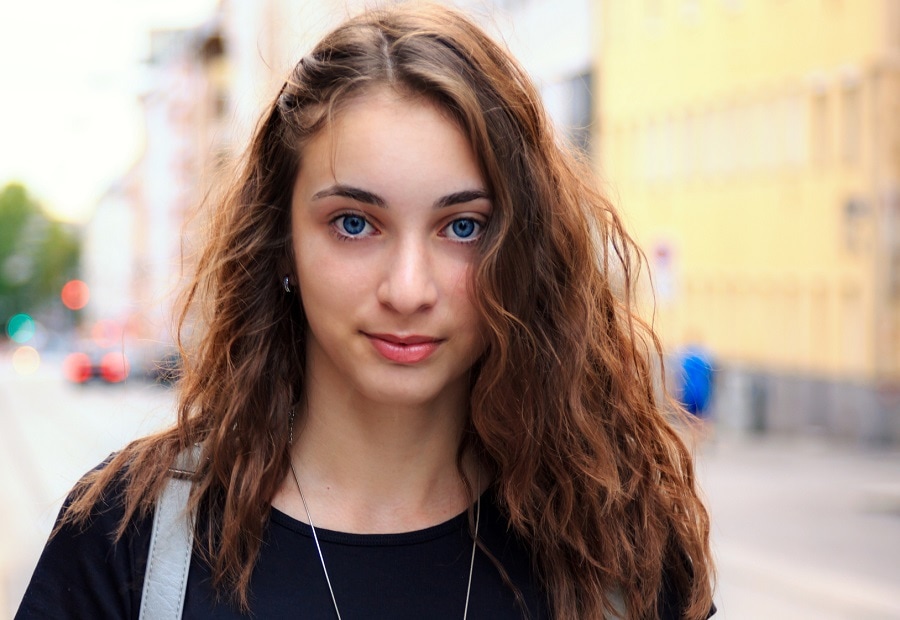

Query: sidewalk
<box><xmin>698</xmin><ymin>434</ymin><xmax>900</xmax><ymax>619</ymax></box>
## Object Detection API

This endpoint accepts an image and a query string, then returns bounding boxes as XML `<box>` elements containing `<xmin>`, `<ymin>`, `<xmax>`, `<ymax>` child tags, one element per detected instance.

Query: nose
<box><xmin>376</xmin><ymin>238</ymin><xmax>438</xmax><ymax>314</ymax></box>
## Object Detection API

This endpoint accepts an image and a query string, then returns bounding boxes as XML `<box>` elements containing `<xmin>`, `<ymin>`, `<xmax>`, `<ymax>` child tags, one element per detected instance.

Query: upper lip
<box><xmin>365</xmin><ymin>332</ymin><xmax>442</xmax><ymax>345</ymax></box>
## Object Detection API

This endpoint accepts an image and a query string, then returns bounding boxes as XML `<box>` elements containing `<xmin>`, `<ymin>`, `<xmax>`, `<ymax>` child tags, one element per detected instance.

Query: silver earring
<box><xmin>283</xmin><ymin>276</ymin><xmax>292</xmax><ymax>293</ymax></box>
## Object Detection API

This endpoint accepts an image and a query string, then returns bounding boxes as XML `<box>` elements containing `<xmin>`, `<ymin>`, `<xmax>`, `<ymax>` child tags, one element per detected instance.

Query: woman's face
<box><xmin>290</xmin><ymin>88</ymin><xmax>491</xmax><ymax>410</ymax></box>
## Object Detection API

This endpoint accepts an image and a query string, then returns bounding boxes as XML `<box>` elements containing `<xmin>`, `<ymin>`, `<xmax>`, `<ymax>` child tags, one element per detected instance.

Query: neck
<box><xmin>275</xmin><ymin>376</ymin><xmax>479</xmax><ymax>534</ymax></box>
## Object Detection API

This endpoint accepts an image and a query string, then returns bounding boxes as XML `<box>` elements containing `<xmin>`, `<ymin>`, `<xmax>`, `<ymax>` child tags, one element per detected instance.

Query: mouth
<box><xmin>363</xmin><ymin>332</ymin><xmax>443</xmax><ymax>364</ymax></box>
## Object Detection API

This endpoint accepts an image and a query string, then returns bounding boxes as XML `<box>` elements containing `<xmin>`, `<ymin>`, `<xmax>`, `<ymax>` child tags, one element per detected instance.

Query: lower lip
<box><xmin>367</xmin><ymin>336</ymin><xmax>441</xmax><ymax>364</ymax></box>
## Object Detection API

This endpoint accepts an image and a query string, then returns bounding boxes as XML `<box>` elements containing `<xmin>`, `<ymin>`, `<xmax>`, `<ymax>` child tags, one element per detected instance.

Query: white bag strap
<box><xmin>139</xmin><ymin>446</ymin><xmax>201</xmax><ymax>620</ymax></box>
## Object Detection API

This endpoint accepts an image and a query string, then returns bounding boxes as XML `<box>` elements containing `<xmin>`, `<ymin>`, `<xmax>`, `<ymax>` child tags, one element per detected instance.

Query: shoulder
<box><xmin>60</xmin><ymin>454</ymin><xmax>149</xmax><ymax>543</ymax></box>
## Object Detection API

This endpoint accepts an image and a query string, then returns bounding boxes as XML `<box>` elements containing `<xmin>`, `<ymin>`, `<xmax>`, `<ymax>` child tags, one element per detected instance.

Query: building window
<box><xmin>810</xmin><ymin>89</ymin><xmax>830</xmax><ymax>166</ymax></box>
<box><xmin>841</xmin><ymin>83</ymin><xmax>861</xmax><ymax>165</ymax></box>
<box><xmin>722</xmin><ymin>105</ymin><xmax>741</xmax><ymax>174</ymax></box>
<box><xmin>673</xmin><ymin>115</ymin><xmax>686</xmax><ymax>179</ymax></box>
<box><xmin>710</xmin><ymin>107</ymin><xmax>728</xmax><ymax>175</ymax></box>
<box><xmin>634</xmin><ymin>124</ymin><xmax>645</xmax><ymax>180</ymax></box>
<box><xmin>683</xmin><ymin>112</ymin><xmax>699</xmax><ymax>178</ymax></box>
<box><xmin>746</xmin><ymin>100</ymin><xmax>765</xmax><ymax>170</ymax></box>
<box><xmin>644</xmin><ymin>121</ymin><xmax>660</xmax><ymax>181</ymax></box>
<box><xmin>842</xmin><ymin>196</ymin><xmax>868</xmax><ymax>252</ymax></box>
<box><xmin>698</xmin><ymin>111</ymin><xmax>715</xmax><ymax>177</ymax></box>
<box><xmin>784</xmin><ymin>94</ymin><xmax>807</xmax><ymax>166</ymax></box>
<box><xmin>659</xmin><ymin>119</ymin><xmax>675</xmax><ymax>181</ymax></box>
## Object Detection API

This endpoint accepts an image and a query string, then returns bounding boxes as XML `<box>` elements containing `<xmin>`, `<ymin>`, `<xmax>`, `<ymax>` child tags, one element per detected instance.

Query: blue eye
<box><xmin>342</xmin><ymin>215</ymin><xmax>367</xmax><ymax>235</ymax></box>
<box><xmin>445</xmin><ymin>218</ymin><xmax>482</xmax><ymax>241</ymax></box>
<box><xmin>452</xmin><ymin>219</ymin><xmax>475</xmax><ymax>238</ymax></box>
<box><xmin>344</xmin><ymin>215</ymin><xmax>366</xmax><ymax>235</ymax></box>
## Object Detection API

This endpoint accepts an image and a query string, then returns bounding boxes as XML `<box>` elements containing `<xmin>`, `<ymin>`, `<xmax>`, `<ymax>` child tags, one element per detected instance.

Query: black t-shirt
<box><xmin>16</xmin><ymin>464</ymin><xmax>707</xmax><ymax>619</ymax></box>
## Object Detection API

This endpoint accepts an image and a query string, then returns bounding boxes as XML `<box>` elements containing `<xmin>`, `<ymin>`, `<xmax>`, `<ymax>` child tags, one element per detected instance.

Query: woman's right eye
<box><xmin>332</xmin><ymin>214</ymin><xmax>375</xmax><ymax>239</ymax></box>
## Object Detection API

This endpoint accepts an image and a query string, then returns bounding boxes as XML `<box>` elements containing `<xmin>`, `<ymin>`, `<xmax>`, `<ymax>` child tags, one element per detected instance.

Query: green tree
<box><xmin>0</xmin><ymin>183</ymin><xmax>81</xmax><ymax>327</ymax></box>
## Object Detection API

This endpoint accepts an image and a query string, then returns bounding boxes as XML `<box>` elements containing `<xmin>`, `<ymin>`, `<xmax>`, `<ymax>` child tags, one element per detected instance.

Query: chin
<box><xmin>360</xmin><ymin>373</ymin><xmax>468</xmax><ymax>411</ymax></box>
<box><xmin>365</xmin><ymin>386</ymin><xmax>444</xmax><ymax>409</ymax></box>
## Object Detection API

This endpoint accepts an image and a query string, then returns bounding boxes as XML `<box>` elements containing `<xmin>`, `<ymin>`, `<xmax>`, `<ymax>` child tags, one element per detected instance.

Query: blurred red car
<box><xmin>63</xmin><ymin>348</ymin><xmax>130</xmax><ymax>384</ymax></box>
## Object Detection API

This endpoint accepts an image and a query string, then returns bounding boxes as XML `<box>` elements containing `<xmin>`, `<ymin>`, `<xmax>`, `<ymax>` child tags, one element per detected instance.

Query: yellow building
<box><xmin>598</xmin><ymin>0</ymin><xmax>900</xmax><ymax>441</ymax></box>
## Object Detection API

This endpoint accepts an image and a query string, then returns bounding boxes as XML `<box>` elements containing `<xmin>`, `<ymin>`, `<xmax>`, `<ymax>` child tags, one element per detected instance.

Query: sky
<box><xmin>0</xmin><ymin>0</ymin><xmax>219</xmax><ymax>223</ymax></box>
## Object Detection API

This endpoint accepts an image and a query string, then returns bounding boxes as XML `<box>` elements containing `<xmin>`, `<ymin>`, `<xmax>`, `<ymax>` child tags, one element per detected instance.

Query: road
<box><xmin>1</xmin><ymin>356</ymin><xmax>898</xmax><ymax>618</ymax></box>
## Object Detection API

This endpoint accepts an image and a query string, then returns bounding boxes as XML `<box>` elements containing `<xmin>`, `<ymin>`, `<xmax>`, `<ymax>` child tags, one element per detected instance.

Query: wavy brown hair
<box><xmin>61</xmin><ymin>4</ymin><xmax>713</xmax><ymax>618</ymax></box>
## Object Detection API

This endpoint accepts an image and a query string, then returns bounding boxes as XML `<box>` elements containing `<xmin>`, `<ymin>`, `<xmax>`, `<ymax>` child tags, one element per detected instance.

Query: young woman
<box><xmin>18</xmin><ymin>4</ymin><xmax>714</xmax><ymax>619</ymax></box>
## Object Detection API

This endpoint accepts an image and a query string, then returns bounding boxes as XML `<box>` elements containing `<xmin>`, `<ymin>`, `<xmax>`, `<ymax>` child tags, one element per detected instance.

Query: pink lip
<box><xmin>364</xmin><ymin>333</ymin><xmax>442</xmax><ymax>364</ymax></box>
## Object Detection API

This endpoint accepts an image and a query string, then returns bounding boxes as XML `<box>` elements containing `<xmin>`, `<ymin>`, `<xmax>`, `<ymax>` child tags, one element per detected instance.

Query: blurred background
<box><xmin>1</xmin><ymin>0</ymin><xmax>898</xmax><ymax>618</ymax></box>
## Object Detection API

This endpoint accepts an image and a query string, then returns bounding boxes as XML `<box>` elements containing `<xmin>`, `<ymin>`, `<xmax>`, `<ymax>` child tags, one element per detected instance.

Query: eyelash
<box><xmin>328</xmin><ymin>213</ymin><xmax>486</xmax><ymax>243</ymax></box>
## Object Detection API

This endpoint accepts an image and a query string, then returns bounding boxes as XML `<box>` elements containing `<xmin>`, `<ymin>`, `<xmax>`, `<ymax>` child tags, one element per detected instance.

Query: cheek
<box><xmin>296</xmin><ymin>239</ymin><xmax>370</xmax><ymax>300</ymax></box>
<box><xmin>446</xmin><ymin>262</ymin><xmax>484</xmax><ymax>334</ymax></box>
<box><xmin>296</xmin><ymin>267</ymin><xmax>337</xmax><ymax>325</ymax></box>
<box><xmin>442</xmin><ymin>259</ymin><xmax>473</xmax><ymax>302</ymax></box>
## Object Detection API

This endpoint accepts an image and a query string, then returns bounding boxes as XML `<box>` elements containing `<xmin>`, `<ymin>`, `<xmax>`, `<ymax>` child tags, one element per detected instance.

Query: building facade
<box><xmin>598</xmin><ymin>0</ymin><xmax>900</xmax><ymax>443</ymax></box>
<box><xmin>81</xmin><ymin>20</ymin><xmax>228</xmax><ymax>373</ymax></box>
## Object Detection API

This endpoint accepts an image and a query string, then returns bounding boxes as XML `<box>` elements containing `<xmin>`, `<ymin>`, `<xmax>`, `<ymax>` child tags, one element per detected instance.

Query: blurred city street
<box><xmin>1</xmin><ymin>355</ymin><xmax>899</xmax><ymax>619</ymax></box>
<box><xmin>0</xmin><ymin>354</ymin><xmax>175</xmax><ymax>618</ymax></box>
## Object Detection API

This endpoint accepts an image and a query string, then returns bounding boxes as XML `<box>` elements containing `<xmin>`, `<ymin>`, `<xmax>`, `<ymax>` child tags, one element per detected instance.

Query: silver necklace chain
<box><xmin>288</xmin><ymin>414</ymin><xmax>480</xmax><ymax>620</ymax></box>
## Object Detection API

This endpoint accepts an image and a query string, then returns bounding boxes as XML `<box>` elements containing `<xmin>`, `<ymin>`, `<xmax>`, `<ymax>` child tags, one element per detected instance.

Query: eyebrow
<box><xmin>312</xmin><ymin>184</ymin><xmax>490</xmax><ymax>209</ymax></box>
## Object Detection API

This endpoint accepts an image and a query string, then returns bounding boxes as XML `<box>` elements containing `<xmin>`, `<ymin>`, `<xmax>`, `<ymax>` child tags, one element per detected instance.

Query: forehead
<box><xmin>293</xmin><ymin>88</ymin><xmax>485</xmax><ymax>204</ymax></box>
